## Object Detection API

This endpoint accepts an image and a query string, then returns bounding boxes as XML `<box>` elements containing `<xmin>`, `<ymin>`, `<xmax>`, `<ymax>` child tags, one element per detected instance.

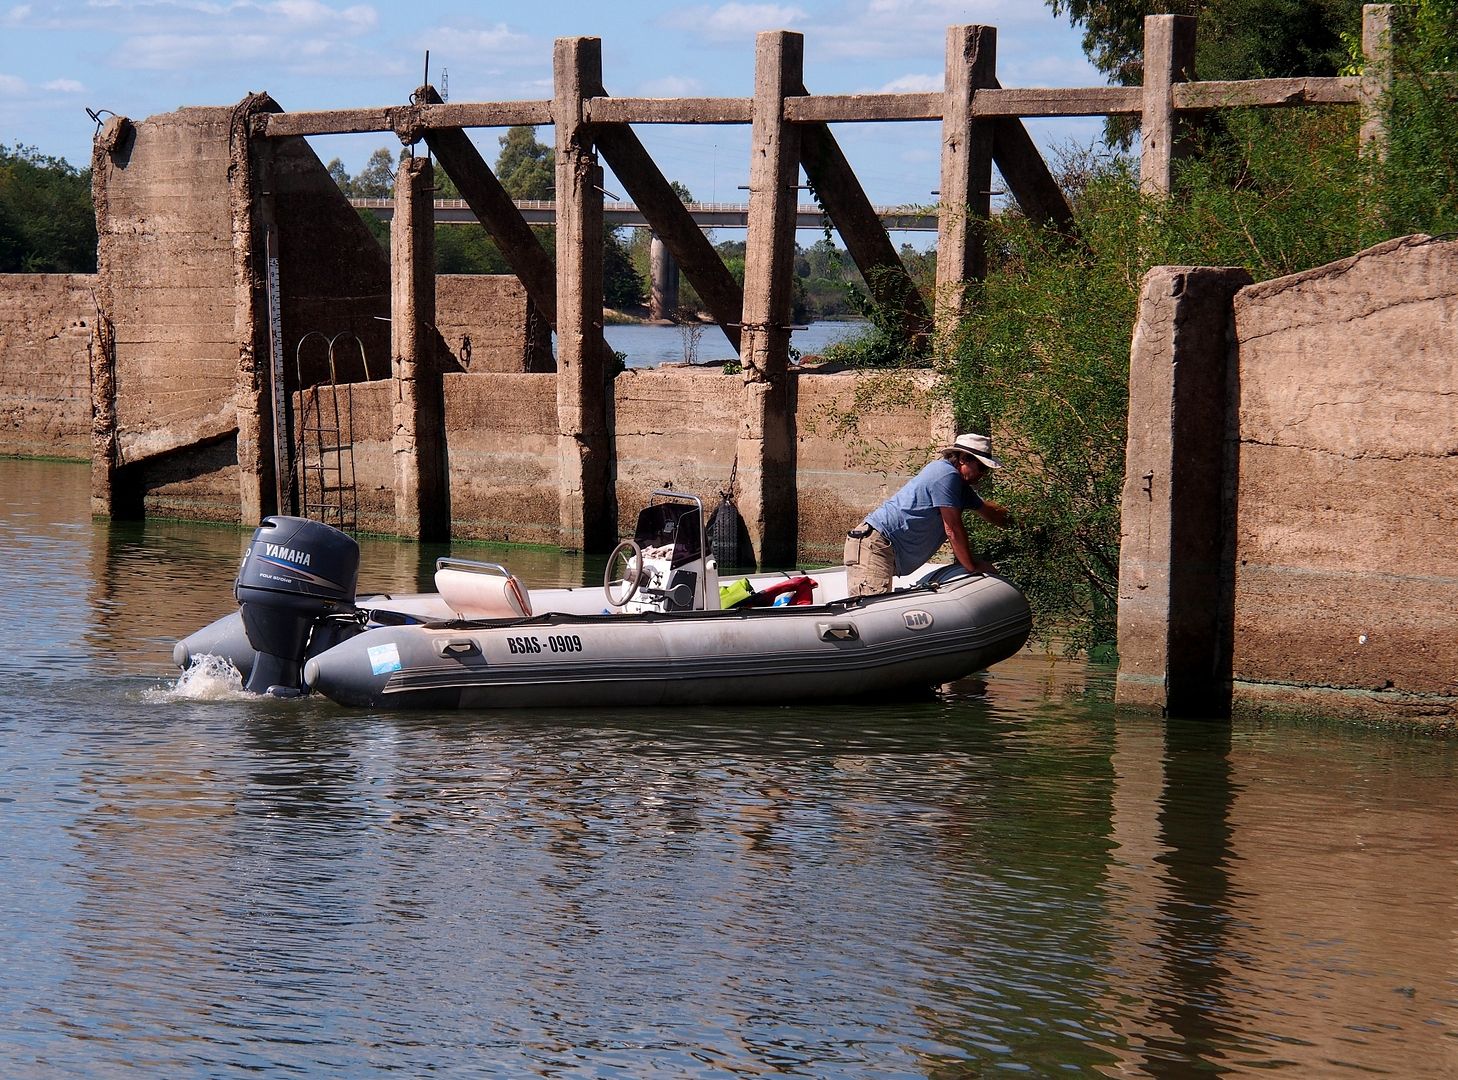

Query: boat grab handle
<box><xmin>818</xmin><ymin>622</ymin><xmax>859</xmax><ymax>641</ymax></box>
<box><xmin>435</xmin><ymin>637</ymin><xmax>480</xmax><ymax>657</ymax></box>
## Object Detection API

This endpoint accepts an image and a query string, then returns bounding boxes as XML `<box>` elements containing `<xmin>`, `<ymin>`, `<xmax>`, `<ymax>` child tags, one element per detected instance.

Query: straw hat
<box><xmin>940</xmin><ymin>432</ymin><xmax>1002</xmax><ymax>469</ymax></box>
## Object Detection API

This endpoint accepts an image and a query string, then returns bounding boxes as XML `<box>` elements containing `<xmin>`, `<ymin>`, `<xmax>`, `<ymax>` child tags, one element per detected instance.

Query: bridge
<box><xmin>349</xmin><ymin>197</ymin><xmax>939</xmax><ymax>232</ymax></box>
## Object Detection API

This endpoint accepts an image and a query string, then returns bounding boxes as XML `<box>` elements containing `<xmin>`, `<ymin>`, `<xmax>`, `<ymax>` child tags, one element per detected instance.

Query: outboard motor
<box><xmin>234</xmin><ymin>516</ymin><xmax>360</xmax><ymax>696</ymax></box>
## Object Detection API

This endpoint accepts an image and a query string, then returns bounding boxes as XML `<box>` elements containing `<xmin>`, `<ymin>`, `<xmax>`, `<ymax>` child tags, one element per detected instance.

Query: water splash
<box><xmin>143</xmin><ymin>654</ymin><xmax>250</xmax><ymax>702</ymax></box>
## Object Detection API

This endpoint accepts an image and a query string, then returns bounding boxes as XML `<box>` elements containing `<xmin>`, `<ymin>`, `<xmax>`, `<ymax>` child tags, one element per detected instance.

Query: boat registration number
<box><xmin>506</xmin><ymin>634</ymin><xmax>584</xmax><ymax>655</ymax></box>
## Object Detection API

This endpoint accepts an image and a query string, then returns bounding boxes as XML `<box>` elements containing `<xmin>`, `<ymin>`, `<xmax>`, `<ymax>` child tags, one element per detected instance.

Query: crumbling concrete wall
<box><xmin>437</xmin><ymin>276</ymin><xmax>549</xmax><ymax>373</ymax></box>
<box><xmin>1228</xmin><ymin>235</ymin><xmax>1457</xmax><ymax>722</ymax></box>
<box><xmin>612</xmin><ymin>367</ymin><xmax>741</xmax><ymax>543</ymax></box>
<box><xmin>1119</xmin><ymin>235</ymin><xmax>1458</xmax><ymax>725</ymax></box>
<box><xmin>92</xmin><ymin>106</ymin><xmax>241</xmax><ymax>484</ymax></box>
<box><xmin>0</xmin><ymin>274</ymin><xmax>96</xmax><ymax>459</ymax></box>
<box><xmin>443</xmin><ymin>372</ymin><xmax>561</xmax><ymax>544</ymax></box>
<box><xmin>84</xmin><ymin>100</ymin><xmax>540</xmax><ymax>524</ymax></box>
<box><xmin>793</xmin><ymin>369</ymin><xmax>953</xmax><ymax>562</ymax></box>
<box><xmin>314</xmin><ymin>367</ymin><xmax>951</xmax><ymax>556</ymax></box>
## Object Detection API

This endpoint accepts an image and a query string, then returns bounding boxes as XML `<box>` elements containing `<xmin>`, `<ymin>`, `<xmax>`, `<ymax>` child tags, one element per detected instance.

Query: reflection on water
<box><xmin>3</xmin><ymin>458</ymin><xmax>1458</xmax><ymax>1077</ymax></box>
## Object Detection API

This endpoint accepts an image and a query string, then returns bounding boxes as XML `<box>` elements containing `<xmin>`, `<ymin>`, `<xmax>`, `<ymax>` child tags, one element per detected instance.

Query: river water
<box><xmin>607</xmin><ymin>320</ymin><xmax>863</xmax><ymax>368</ymax></box>
<box><xmin>4</xmin><ymin>457</ymin><xmax>1458</xmax><ymax>1078</ymax></box>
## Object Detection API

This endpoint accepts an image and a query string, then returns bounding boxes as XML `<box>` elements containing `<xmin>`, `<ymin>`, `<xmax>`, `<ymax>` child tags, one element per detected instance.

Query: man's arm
<box><xmin>972</xmin><ymin>498</ymin><xmax>1010</xmax><ymax>529</ymax></box>
<box><xmin>940</xmin><ymin>506</ymin><xmax>997</xmax><ymax>574</ymax></box>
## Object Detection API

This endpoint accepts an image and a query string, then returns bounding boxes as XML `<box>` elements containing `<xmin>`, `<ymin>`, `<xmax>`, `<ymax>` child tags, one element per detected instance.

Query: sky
<box><xmin>2</xmin><ymin>0</ymin><xmax>1110</xmax><ymax>222</ymax></box>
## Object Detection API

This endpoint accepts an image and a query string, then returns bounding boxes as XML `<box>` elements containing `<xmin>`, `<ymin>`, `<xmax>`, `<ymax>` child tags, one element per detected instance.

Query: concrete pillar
<box><xmin>1140</xmin><ymin>15</ymin><xmax>1197</xmax><ymax>196</ymax></box>
<box><xmin>88</xmin><ymin>116</ymin><xmax>126</xmax><ymax>518</ymax></box>
<box><xmin>1115</xmin><ymin>265</ymin><xmax>1252</xmax><ymax>717</ymax></box>
<box><xmin>735</xmin><ymin>30</ymin><xmax>803</xmax><ymax>568</ymax></box>
<box><xmin>553</xmin><ymin>37</ymin><xmax>614</xmax><ymax>553</ymax></box>
<box><xmin>391</xmin><ymin>154</ymin><xmax>449</xmax><ymax>542</ymax></box>
<box><xmin>233</xmin><ymin>101</ymin><xmax>279</xmax><ymax>526</ymax></box>
<box><xmin>650</xmin><ymin>233</ymin><xmax>679</xmax><ymax>320</ymax></box>
<box><xmin>1359</xmin><ymin>4</ymin><xmax>1394</xmax><ymax>161</ymax></box>
<box><xmin>935</xmin><ymin>24</ymin><xmax>996</xmax><ymax>339</ymax></box>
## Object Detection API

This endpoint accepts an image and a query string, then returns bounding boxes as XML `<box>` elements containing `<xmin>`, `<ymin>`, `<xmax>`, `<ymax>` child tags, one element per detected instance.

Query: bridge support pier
<box><xmin>650</xmin><ymin>234</ymin><xmax>679</xmax><ymax>321</ymax></box>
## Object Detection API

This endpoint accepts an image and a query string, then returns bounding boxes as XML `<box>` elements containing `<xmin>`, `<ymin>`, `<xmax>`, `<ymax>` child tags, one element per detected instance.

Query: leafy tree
<box><xmin>0</xmin><ymin>144</ymin><xmax>96</xmax><ymax>272</ymax></box>
<box><xmin>496</xmin><ymin>126</ymin><xmax>553</xmax><ymax>200</ymax></box>
<box><xmin>436</xmin><ymin>224</ymin><xmax>509</xmax><ymax>274</ymax></box>
<box><xmin>324</xmin><ymin>157</ymin><xmax>351</xmax><ymax>191</ymax></box>
<box><xmin>1046</xmin><ymin>0</ymin><xmax>1363</xmax><ymax>85</ymax></box>
<box><xmin>603</xmin><ymin>228</ymin><xmax>645</xmax><ymax>308</ymax></box>
<box><xmin>351</xmin><ymin>146</ymin><xmax>398</xmax><ymax>198</ymax></box>
<box><xmin>433</xmin><ymin>166</ymin><xmax>462</xmax><ymax>200</ymax></box>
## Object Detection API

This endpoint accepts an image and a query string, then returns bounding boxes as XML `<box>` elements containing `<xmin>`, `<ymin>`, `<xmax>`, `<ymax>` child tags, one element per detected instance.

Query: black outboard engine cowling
<box><xmin>235</xmin><ymin>516</ymin><xmax>360</xmax><ymax>696</ymax></box>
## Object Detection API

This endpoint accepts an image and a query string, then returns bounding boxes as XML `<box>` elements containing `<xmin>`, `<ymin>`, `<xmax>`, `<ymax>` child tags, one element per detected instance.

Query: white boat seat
<box><xmin>435</xmin><ymin>566</ymin><xmax>533</xmax><ymax>619</ymax></box>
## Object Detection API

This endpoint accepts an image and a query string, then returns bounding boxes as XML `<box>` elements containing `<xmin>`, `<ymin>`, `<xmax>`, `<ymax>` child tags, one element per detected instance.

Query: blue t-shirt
<box><xmin>865</xmin><ymin>458</ymin><xmax>984</xmax><ymax>576</ymax></box>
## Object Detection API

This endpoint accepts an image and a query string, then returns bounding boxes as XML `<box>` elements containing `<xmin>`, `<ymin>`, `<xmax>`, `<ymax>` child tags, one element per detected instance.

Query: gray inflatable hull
<box><xmin>302</xmin><ymin>573</ymin><xmax>1032</xmax><ymax>710</ymax></box>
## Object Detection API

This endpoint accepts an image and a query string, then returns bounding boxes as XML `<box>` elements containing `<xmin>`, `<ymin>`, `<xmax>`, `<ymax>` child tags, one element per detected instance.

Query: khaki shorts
<box><xmin>843</xmin><ymin>524</ymin><xmax>896</xmax><ymax>597</ymax></box>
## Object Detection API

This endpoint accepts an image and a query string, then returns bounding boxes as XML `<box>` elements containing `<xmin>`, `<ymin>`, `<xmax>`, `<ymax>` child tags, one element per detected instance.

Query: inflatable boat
<box><xmin>173</xmin><ymin>490</ymin><xmax>1032</xmax><ymax>710</ymax></box>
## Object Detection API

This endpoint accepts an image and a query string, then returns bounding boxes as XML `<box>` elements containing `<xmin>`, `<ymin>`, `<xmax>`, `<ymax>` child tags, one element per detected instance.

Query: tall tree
<box><xmin>0</xmin><ymin>145</ymin><xmax>96</xmax><ymax>272</ymax></box>
<box><xmin>351</xmin><ymin>147</ymin><xmax>398</xmax><ymax>197</ymax></box>
<box><xmin>1047</xmin><ymin>0</ymin><xmax>1363</xmax><ymax>86</ymax></box>
<box><xmin>495</xmin><ymin>126</ymin><xmax>554</xmax><ymax>200</ymax></box>
<box><xmin>324</xmin><ymin>156</ymin><xmax>351</xmax><ymax>191</ymax></box>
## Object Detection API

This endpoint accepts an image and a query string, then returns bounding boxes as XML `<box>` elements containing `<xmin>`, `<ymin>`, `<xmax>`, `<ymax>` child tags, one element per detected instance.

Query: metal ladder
<box><xmin>293</xmin><ymin>331</ymin><xmax>375</xmax><ymax>531</ymax></box>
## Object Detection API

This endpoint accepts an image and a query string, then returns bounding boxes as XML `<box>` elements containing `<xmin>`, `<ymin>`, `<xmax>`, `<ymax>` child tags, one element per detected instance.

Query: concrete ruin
<box><xmin>5</xmin><ymin>10</ymin><xmax>1449</xmax><ymax>725</ymax></box>
<box><xmin>0</xmin><ymin>273</ymin><xmax>94</xmax><ymax>459</ymax></box>
<box><xmin>1117</xmin><ymin>236</ymin><xmax>1458</xmax><ymax>725</ymax></box>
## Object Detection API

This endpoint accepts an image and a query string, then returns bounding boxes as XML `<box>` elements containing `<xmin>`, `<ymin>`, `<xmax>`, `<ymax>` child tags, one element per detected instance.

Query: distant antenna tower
<box><xmin>441</xmin><ymin>69</ymin><xmax>449</xmax><ymax>102</ymax></box>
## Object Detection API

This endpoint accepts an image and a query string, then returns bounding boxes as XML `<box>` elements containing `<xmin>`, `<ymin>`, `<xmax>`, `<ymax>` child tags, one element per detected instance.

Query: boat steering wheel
<box><xmin>603</xmin><ymin>539</ymin><xmax>645</xmax><ymax>607</ymax></box>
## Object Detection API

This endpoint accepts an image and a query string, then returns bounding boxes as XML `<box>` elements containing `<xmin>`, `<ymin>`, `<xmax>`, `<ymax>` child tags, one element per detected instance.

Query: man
<box><xmin>843</xmin><ymin>433</ymin><xmax>1010</xmax><ymax>598</ymax></box>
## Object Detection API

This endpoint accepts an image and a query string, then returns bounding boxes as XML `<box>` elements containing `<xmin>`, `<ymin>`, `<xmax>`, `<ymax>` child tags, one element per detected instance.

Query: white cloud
<box><xmin>878</xmin><ymin>72</ymin><xmax>941</xmax><ymax>93</ymax></box>
<box><xmin>4</xmin><ymin>4</ymin><xmax>33</xmax><ymax>25</ymax></box>
<box><xmin>0</xmin><ymin>72</ymin><xmax>27</xmax><ymax>94</ymax></box>
<box><xmin>43</xmin><ymin>77</ymin><xmax>85</xmax><ymax>92</ymax></box>
<box><xmin>636</xmin><ymin>74</ymin><xmax>706</xmax><ymax>97</ymax></box>
<box><xmin>269</xmin><ymin>0</ymin><xmax>376</xmax><ymax>33</ymax></box>
<box><xmin>668</xmin><ymin>3</ymin><xmax>810</xmax><ymax>41</ymax></box>
<box><xmin>117</xmin><ymin>31</ymin><xmax>272</xmax><ymax>69</ymax></box>
<box><xmin>814</xmin><ymin>0</ymin><xmax>1068</xmax><ymax>64</ymax></box>
<box><xmin>414</xmin><ymin>20</ymin><xmax>537</xmax><ymax>80</ymax></box>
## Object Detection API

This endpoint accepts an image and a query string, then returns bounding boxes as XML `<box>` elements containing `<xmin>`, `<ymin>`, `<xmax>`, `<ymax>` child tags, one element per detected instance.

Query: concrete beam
<box><xmin>254</xmin><ymin>101</ymin><xmax>551</xmax><ymax>138</ymax></box>
<box><xmin>989</xmin><ymin>96</ymin><xmax>1074</xmax><ymax>233</ymax></box>
<box><xmin>798</xmin><ymin>119</ymin><xmax>931</xmax><ymax>347</ymax></box>
<box><xmin>736</xmin><ymin>30</ymin><xmax>804</xmax><ymax>568</ymax></box>
<box><xmin>1116</xmin><ymin>265</ymin><xmax>1253</xmax><ymax>717</ymax></box>
<box><xmin>350</xmin><ymin>197</ymin><xmax>941</xmax><ymax>231</ymax></box>
<box><xmin>1174</xmin><ymin>76</ymin><xmax>1359</xmax><ymax>109</ymax></box>
<box><xmin>419</xmin><ymin>85</ymin><xmax>558</xmax><ymax>330</ymax></box>
<box><xmin>593</xmin><ymin>121</ymin><xmax>745</xmax><ymax>352</ymax></box>
<box><xmin>585</xmin><ymin>98</ymin><xmax>753</xmax><ymax>124</ymax></box>
<box><xmin>554</xmin><ymin>37</ymin><xmax>615</xmax><ymax>553</ymax></box>
<box><xmin>391</xmin><ymin>155</ymin><xmax>449</xmax><ymax>541</ymax></box>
